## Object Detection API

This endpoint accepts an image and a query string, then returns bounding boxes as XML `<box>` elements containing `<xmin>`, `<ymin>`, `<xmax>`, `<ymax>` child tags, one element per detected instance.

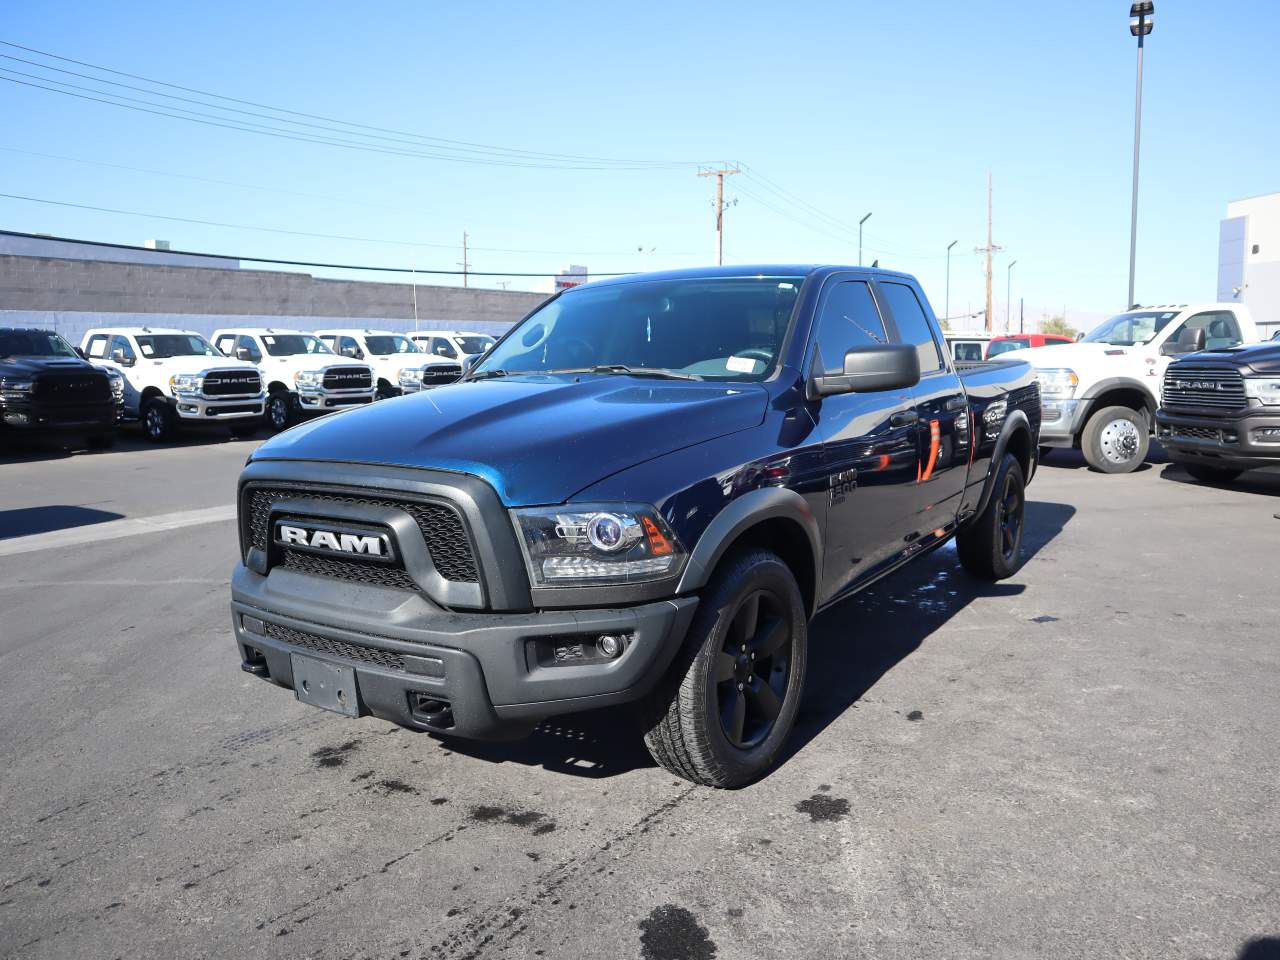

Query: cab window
<box><xmin>215</xmin><ymin>335</ymin><xmax>236</xmax><ymax>356</ymax></box>
<box><xmin>878</xmin><ymin>282</ymin><xmax>944</xmax><ymax>374</ymax></box>
<box><xmin>337</xmin><ymin>336</ymin><xmax>363</xmax><ymax>359</ymax></box>
<box><xmin>1180</xmin><ymin>311</ymin><xmax>1242</xmax><ymax>350</ymax></box>
<box><xmin>431</xmin><ymin>336</ymin><xmax>458</xmax><ymax>359</ymax></box>
<box><xmin>109</xmin><ymin>335</ymin><xmax>136</xmax><ymax>364</ymax></box>
<box><xmin>86</xmin><ymin>334</ymin><xmax>111</xmax><ymax>359</ymax></box>
<box><xmin>812</xmin><ymin>280</ymin><xmax>888</xmax><ymax>377</ymax></box>
<box><xmin>236</xmin><ymin>335</ymin><xmax>263</xmax><ymax>363</ymax></box>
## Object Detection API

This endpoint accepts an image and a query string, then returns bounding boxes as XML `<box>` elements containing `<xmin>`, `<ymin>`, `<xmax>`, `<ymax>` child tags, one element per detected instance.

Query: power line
<box><xmin>0</xmin><ymin>228</ymin><xmax>636</xmax><ymax>278</ymax></box>
<box><xmin>0</xmin><ymin>147</ymin><xmax>703</xmax><ymax>257</ymax></box>
<box><xmin>0</xmin><ymin>39</ymin><xmax>701</xmax><ymax>169</ymax></box>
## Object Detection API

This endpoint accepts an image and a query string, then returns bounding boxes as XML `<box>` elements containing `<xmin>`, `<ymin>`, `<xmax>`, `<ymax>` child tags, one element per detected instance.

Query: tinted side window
<box><xmin>1182</xmin><ymin>311</ymin><xmax>1242</xmax><ymax>350</ymax></box>
<box><xmin>237</xmin><ymin>335</ymin><xmax>263</xmax><ymax>362</ymax></box>
<box><xmin>432</xmin><ymin>337</ymin><xmax>457</xmax><ymax>358</ymax></box>
<box><xmin>813</xmin><ymin>281</ymin><xmax>888</xmax><ymax>377</ymax></box>
<box><xmin>879</xmin><ymin>282</ymin><xmax>944</xmax><ymax>373</ymax></box>
<box><xmin>110</xmin><ymin>335</ymin><xmax>136</xmax><ymax>362</ymax></box>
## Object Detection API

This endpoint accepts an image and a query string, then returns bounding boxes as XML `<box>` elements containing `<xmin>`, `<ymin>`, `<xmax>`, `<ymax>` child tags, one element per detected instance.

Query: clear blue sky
<box><xmin>3</xmin><ymin>0</ymin><xmax>1278</xmax><ymax>321</ymax></box>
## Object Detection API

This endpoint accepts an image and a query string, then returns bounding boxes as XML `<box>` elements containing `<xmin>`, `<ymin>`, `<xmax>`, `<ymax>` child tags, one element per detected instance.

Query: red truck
<box><xmin>986</xmin><ymin>333</ymin><xmax>1073</xmax><ymax>358</ymax></box>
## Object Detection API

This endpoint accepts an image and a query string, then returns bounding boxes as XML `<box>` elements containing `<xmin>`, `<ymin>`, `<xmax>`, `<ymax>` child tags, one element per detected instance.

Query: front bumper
<box><xmin>297</xmin><ymin>387</ymin><xmax>376</xmax><ymax>411</ymax></box>
<box><xmin>1037</xmin><ymin>398</ymin><xmax>1084</xmax><ymax>445</ymax></box>
<box><xmin>170</xmin><ymin>393</ymin><xmax>265</xmax><ymax>421</ymax></box>
<box><xmin>1156</xmin><ymin>407</ymin><xmax>1280</xmax><ymax>469</ymax></box>
<box><xmin>230</xmin><ymin>563</ymin><xmax>698</xmax><ymax>740</ymax></box>
<box><xmin>2</xmin><ymin>399</ymin><xmax>116</xmax><ymax>432</ymax></box>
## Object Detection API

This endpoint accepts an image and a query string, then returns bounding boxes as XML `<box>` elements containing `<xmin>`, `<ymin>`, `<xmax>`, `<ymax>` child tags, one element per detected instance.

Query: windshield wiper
<box><xmin>539</xmin><ymin>365</ymin><xmax>703</xmax><ymax>381</ymax></box>
<box><xmin>466</xmin><ymin>368</ymin><xmax>514</xmax><ymax>381</ymax></box>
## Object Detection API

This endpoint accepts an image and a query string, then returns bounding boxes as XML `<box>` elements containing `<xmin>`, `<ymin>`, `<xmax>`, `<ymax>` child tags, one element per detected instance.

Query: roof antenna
<box><xmin>871</xmin><ymin>259</ymin><xmax>879</xmax><ymax>268</ymax></box>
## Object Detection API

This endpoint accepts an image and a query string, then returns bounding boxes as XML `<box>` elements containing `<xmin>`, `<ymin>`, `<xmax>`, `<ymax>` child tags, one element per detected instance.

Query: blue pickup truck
<box><xmin>230</xmin><ymin>266</ymin><xmax>1040</xmax><ymax>787</ymax></box>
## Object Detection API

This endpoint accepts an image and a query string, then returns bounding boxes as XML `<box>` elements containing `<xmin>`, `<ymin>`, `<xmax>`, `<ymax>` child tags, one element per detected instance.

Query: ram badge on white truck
<box><xmin>82</xmin><ymin>327</ymin><xmax>265</xmax><ymax>442</ymax></box>
<box><xmin>314</xmin><ymin>329</ymin><xmax>454</xmax><ymax>400</ymax></box>
<box><xmin>211</xmin><ymin>328</ymin><xmax>376</xmax><ymax>431</ymax></box>
<box><xmin>1006</xmin><ymin>303</ymin><xmax>1260</xmax><ymax>473</ymax></box>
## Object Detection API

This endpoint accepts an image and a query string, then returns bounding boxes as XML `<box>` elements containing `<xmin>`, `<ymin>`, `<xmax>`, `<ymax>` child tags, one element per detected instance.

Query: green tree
<box><xmin>1040</xmin><ymin>315</ymin><xmax>1076</xmax><ymax>338</ymax></box>
<box><xmin>937</xmin><ymin>315</ymin><xmax>952</xmax><ymax>332</ymax></box>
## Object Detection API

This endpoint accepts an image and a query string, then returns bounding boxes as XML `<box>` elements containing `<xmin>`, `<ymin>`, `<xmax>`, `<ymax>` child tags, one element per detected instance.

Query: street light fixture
<box><xmin>1006</xmin><ymin>260</ymin><xmax>1018</xmax><ymax>331</ymax></box>
<box><xmin>945</xmin><ymin>240</ymin><xmax>958</xmax><ymax>323</ymax></box>
<box><xmin>1127</xmin><ymin>1</ymin><xmax>1154</xmax><ymax>309</ymax></box>
<box><xmin>859</xmin><ymin>212</ymin><xmax>872</xmax><ymax>266</ymax></box>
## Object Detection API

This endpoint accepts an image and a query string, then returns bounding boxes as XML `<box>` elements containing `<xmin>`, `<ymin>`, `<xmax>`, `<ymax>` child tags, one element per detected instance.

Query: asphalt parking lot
<box><xmin>1</xmin><ymin>433</ymin><xmax>1278</xmax><ymax>960</ymax></box>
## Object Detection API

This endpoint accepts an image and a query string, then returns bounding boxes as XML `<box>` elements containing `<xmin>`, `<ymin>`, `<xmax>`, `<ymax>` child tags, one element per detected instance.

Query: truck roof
<box><xmin>212</xmin><ymin>327</ymin><xmax>313</xmax><ymax>336</ymax></box>
<box><xmin>313</xmin><ymin>328</ymin><xmax>401</xmax><ymax>337</ymax></box>
<box><xmin>585</xmin><ymin>264</ymin><xmax>916</xmax><ymax>289</ymax></box>
<box><xmin>82</xmin><ymin>326</ymin><xmax>202</xmax><ymax>336</ymax></box>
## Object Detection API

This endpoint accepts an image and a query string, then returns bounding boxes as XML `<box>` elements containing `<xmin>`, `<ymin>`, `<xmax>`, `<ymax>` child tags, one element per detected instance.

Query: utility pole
<box><xmin>1006</xmin><ymin>260</ymin><xmax>1018</xmax><ymax>331</ymax></box>
<box><xmin>1127</xmin><ymin>2</ymin><xmax>1154</xmax><ymax>309</ymax></box>
<box><xmin>1019</xmin><ymin>297</ymin><xmax>1024</xmax><ymax>334</ymax></box>
<box><xmin>974</xmin><ymin>173</ymin><xmax>1003</xmax><ymax>332</ymax></box>
<box><xmin>697</xmin><ymin>166</ymin><xmax>739</xmax><ymax>265</ymax></box>
<box><xmin>458</xmin><ymin>230</ymin><xmax>470</xmax><ymax>288</ymax></box>
<box><xmin>945</xmin><ymin>240</ymin><xmax>957</xmax><ymax>324</ymax></box>
<box><xmin>858</xmin><ymin>212</ymin><xmax>873</xmax><ymax>266</ymax></box>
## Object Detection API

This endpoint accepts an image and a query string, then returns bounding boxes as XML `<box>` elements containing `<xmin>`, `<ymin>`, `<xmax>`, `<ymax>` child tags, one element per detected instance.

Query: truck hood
<box><xmin>1177</xmin><ymin>342</ymin><xmax>1280</xmax><ymax>375</ymax></box>
<box><xmin>1</xmin><ymin>355</ymin><xmax>103</xmax><ymax>377</ymax></box>
<box><xmin>252</xmin><ymin>375</ymin><xmax>769</xmax><ymax>505</ymax></box>
<box><xmin>1001</xmin><ymin>341</ymin><xmax>1146</xmax><ymax>368</ymax></box>
<box><xmin>130</xmin><ymin>355</ymin><xmax>261</xmax><ymax>376</ymax></box>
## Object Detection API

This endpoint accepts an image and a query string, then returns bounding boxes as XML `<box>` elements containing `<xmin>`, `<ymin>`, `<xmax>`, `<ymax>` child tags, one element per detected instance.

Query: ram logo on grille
<box><xmin>275</xmin><ymin>521</ymin><xmax>392</xmax><ymax>560</ymax></box>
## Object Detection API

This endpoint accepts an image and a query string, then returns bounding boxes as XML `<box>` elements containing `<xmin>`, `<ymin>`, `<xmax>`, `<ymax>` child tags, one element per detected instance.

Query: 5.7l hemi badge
<box><xmin>274</xmin><ymin>519</ymin><xmax>394</xmax><ymax>562</ymax></box>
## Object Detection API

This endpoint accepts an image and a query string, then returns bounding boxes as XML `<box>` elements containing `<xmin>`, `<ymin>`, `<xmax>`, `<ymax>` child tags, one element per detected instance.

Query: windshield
<box><xmin>1082</xmin><ymin>310</ymin><xmax>1179</xmax><ymax>346</ymax></box>
<box><xmin>136</xmin><ymin>334</ymin><xmax>220</xmax><ymax>358</ymax></box>
<box><xmin>457</xmin><ymin>335</ymin><xmax>495</xmax><ymax>355</ymax></box>
<box><xmin>474</xmin><ymin>276</ymin><xmax>803</xmax><ymax>381</ymax></box>
<box><xmin>262</xmin><ymin>334</ymin><xmax>332</xmax><ymax>357</ymax></box>
<box><xmin>364</xmin><ymin>335</ymin><xmax>418</xmax><ymax>355</ymax></box>
<box><xmin>987</xmin><ymin>338</ymin><xmax>1030</xmax><ymax>357</ymax></box>
<box><xmin>0</xmin><ymin>329</ymin><xmax>79</xmax><ymax>359</ymax></box>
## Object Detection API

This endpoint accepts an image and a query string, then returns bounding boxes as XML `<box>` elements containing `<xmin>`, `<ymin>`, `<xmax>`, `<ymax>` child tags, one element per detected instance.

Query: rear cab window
<box><xmin>877</xmin><ymin>281</ymin><xmax>945</xmax><ymax>374</ymax></box>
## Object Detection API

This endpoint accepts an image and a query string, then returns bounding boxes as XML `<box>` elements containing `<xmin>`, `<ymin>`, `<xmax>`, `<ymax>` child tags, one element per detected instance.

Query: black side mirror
<box><xmin>1163</xmin><ymin>326</ymin><xmax>1206</xmax><ymax>356</ymax></box>
<box><xmin>74</xmin><ymin>347</ymin><xmax>87</xmax><ymax>360</ymax></box>
<box><xmin>235</xmin><ymin>347</ymin><xmax>253</xmax><ymax>362</ymax></box>
<box><xmin>111</xmin><ymin>348</ymin><xmax>134</xmax><ymax>367</ymax></box>
<box><xmin>809</xmin><ymin>345</ymin><xmax>921</xmax><ymax>398</ymax></box>
<box><xmin>1075</xmin><ymin>331</ymin><xmax>1086</xmax><ymax>342</ymax></box>
<box><xmin>461</xmin><ymin>354</ymin><xmax>479</xmax><ymax>375</ymax></box>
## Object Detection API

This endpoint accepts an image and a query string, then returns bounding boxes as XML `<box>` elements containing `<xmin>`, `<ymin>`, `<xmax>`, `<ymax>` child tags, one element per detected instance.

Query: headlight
<box><xmin>1245</xmin><ymin>378</ymin><xmax>1280</xmax><ymax>406</ymax></box>
<box><xmin>169</xmin><ymin>374</ymin><xmax>202</xmax><ymax>395</ymax></box>
<box><xmin>105</xmin><ymin>369</ymin><xmax>124</xmax><ymax>399</ymax></box>
<box><xmin>294</xmin><ymin>370</ymin><xmax>324</xmax><ymax>388</ymax></box>
<box><xmin>0</xmin><ymin>377</ymin><xmax>34</xmax><ymax>395</ymax></box>
<box><xmin>1035</xmin><ymin>368</ymin><xmax>1079</xmax><ymax>399</ymax></box>
<box><xmin>512</xmin><ymin>503</ymin><xmax>686</xmax><ymax>586</ymax></box>
<box><xmin>397</xmin><ymin>366</ymin><xmax>424</xmax><ymax>383</ymax></box>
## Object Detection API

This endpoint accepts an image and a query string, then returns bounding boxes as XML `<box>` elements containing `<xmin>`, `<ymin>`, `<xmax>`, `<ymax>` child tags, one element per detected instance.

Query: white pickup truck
<box><xmin>407</xmin><ymin>330</ymin><xmax>497</xmax><ymax>362</ymax></box>
<box><xmin>211</xmin><ymin>328</ymin><xmax>376</xmax><ymax>431</ymax></box>
<box><xmin>81</xmin><ymin>326</ymin><xmax>265</xmax><ymax>442</ymax></box>
<box><xmin>314</xmin><ymin>328</ymin><xmax>456</xmax><ymax>400</ymax></box>
<box><xmin>1006</xmin><ymin>303</ymin><xmax>1261</xmax><ymax>472</ymax></box>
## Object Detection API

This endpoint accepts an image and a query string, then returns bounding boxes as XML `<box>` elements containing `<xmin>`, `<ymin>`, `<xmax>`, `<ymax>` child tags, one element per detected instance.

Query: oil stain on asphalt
<box><xmin>467</xmin><ymin>804</ymin><xmax>557</xmax><ymax>834</ymax></box>
<box><xmin>639</xmin><ymin>904</ymin><xmax>717</xmax><ymax>960</ymax></box>
<box><xmin>795</xmin><ymin>794</ymin><xmax>851</xmax><ymax>822</ymax></box>
<box><xmin>310</xmin><ymin>740</ymin><xmax>360</xmax><ymax>769</ymax></box>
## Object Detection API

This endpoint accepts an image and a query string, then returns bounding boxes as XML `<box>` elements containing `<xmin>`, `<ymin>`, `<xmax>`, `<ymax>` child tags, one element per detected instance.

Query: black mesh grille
<box><xmin>204</xmin><ymin>370</ymin><xmax>263</xmax><ymax>396</ymax></box>
<box><xmin>262</xmin><ymin>621</ymin><xmax>406</xmax><ymax>672</ymax></box>
<box><xmin>245</xmin><ymin>486</ymin><xmax>478</xmax><ymax>584</ymax></box>
<box><xmin>1169</xmin><ymin>424</ymin><xmax>1222</xmax><ymax>441</ymax></box>
<box><xmin>33</xmin><ymin>373</ymin><xmax>111</xmax><ymax>405</ymax></box>
<box><xmin>280</xmin><ymin>548</ymin><xmax>419</xmax><ymax>591</ymax></box>
<box><xmin>323</xmin><ymin>366</ymin><xmax>373</xmax><ymax>390</ymax></box>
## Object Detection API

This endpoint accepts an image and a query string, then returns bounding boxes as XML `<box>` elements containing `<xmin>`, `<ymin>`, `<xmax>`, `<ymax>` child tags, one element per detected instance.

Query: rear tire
<box><xmin>642</xmin><ymin>549</ymin><xmax>807</xmax><ymax>789</ymax></box>
<box><xmin>957</xmin><ymin>452</ymin><xmax>1026</xmax><ymax>581</ymax></box>
<box><xmin>1182</xmin><ymin>463</ymin><xmax>1243</xmax><ymax>484</ymax></box>
<box><xmin>142</xmin><ymin>399</ymin><xmax>177</xmax><ymax>443</ymax></box>
<box><xmin>1081</xmin><ymin>405</ymin><xmax>1149</xmax><ymax>474</ymax></box>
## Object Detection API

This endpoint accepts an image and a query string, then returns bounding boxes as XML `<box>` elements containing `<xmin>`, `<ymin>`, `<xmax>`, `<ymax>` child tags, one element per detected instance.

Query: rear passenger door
<box><xmin>808</xmin><ymin>276</ymin><xmax>922</xmax><ymax>603</ymax></box>
<box><xmin>876</xmin><ymin>280</ymin><xmax>969</xmax><ymax>540</ymax></box>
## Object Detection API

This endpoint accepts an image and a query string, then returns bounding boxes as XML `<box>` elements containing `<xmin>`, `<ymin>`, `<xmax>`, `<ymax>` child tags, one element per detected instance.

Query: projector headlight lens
<box><xmin>511</xmin><ymin>503</ymin><xmax>684</xmax><ymax>586</ymax></box>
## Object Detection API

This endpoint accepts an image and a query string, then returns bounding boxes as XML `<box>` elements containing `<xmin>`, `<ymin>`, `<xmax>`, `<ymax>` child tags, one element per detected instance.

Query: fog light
<box><xmin>597</xmin><ymin>634</ymin><xmax>625</xmax><ymax>659</ymax></box>
<box><xmin>1255</xmin><ymin>427</ymin><xmax>1280</xmax><ymax>443</ymax></box>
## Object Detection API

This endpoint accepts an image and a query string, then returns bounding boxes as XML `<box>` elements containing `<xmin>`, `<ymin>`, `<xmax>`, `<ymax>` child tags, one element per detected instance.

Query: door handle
<box><xmin>890</xmin><ymin>410</ymin><xmax>919</xmax><ymax>427</ymax></box>
<box><xmin>944</xmin><ymin>396</ymin><xmax>968</xmax><ymax>411</ymax></box>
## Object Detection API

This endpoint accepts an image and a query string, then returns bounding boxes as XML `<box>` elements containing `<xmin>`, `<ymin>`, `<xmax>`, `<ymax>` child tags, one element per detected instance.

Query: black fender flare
<box><xmin>971</xmin><ymin>408</ymin><xmax>1033</xmax><ymax>520</ymax></box>
<box><xmin>675</xmin><ymin>487</ymin><xmax>822</xmax><ymax>608</ymax></box>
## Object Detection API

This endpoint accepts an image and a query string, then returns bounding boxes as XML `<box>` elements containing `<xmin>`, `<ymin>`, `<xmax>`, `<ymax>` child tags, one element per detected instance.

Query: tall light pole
<box><xmin>859</xmin><ymin>212</ymin><xmax>872</xmax><ymax>266</ymax></box>
<box><xmin>1006</xmin><ymin>260</ymin><xmax>1018</xmax><ymax>331</ymax></box>
<box><xmin>945</xmin><ymin>240</ymin><xmax>957</xmax><ymax>322</ymax></box>
<box><xmin>1127</xmin><ymin>1</ymin><xmax>1154</xmax><ymax>309</ymax></box>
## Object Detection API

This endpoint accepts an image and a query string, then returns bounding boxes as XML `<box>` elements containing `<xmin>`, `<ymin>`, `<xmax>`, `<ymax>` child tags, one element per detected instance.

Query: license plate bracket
<box><xmin>291</xmin><ymin>654</ymin><xmax>359</xmax><ymax>717</ymax></box>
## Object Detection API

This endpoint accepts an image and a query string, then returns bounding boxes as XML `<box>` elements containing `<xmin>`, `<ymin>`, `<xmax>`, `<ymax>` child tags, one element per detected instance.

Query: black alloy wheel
<box><xmin>267</xmin><ymin>393</ymin><xmax>293</xmax><ymax>431</ymax></box>
<box><xmin>995</xmin><ymin>467</ymin><xmax>1024</xmax><ymax>567</ymax></box>
<box><xmin>716</xmin><ymin>589</ymin><xmax>793</xmax><ymax>750</ymax></box>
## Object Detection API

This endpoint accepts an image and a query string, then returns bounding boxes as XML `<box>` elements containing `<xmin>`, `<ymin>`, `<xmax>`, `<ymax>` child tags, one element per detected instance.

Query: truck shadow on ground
<box><xmin>0</xmin><ymin>428</ymin><xmax>262</xmax><ymax>465</ymax></box>
<box><xmin>0</xmin><ymin>504</ymin><xmax>126</xmax><ymax>540</ymax></box>
<box><xmin>1039</xmin><ymin>444</ymin><xmax>1168</xmax><ymax>473</ymax></box>
<box><xmin>442</xmin><ymin>500</ymin><xmax>1076</xmax><ymax>783</ymax></box>
<box><xmin>1159</xmin><ymin>462</ymin><xmax>1280</xmax><ymax>498</ymax></box>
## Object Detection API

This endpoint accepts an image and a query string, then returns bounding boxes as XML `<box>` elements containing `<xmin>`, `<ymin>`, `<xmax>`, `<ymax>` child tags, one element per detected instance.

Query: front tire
<box><xmin>1181</xmin><ymin>463</ymin><xmax>1243</xmax><ymax>484</ymax></box>
<box><xmin>1081</xmin><ymin>405</ymin><xmax>1149</xmax><ymax>473</ymax></box>
<box><xmin>957</xmin><ymin>452</ymin><xmax>1026</xmax><ymax>581</ymax></box>
<box><xmin>142</xmin><ymin>399</ymin><xmax>177</xmax><ymax>443</ymax></box>
<box><xmin>642</xmin><ymin>549</ymin><xmax>807</xmax><ymax>789</ymax></box>
<box><xmin>265</xmin><ymin>392</ymin><xmax>294</xmax><ymax>432</ymax></box>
